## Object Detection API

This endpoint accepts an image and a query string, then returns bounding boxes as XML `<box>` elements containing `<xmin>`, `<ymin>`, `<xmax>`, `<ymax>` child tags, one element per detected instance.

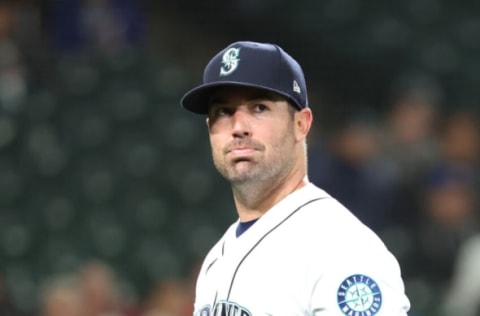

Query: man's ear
<box><xmin>294</xmin><ymin>108</ymin><xmax>313</xmax><ymax>142</ymax></box>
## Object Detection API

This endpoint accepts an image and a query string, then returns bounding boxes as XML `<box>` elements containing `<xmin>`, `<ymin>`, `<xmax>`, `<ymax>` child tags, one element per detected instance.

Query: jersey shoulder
<box><xmin>293</xmin><ymin>188</ymin><xmax>395</xmax><ymax>261</ymax></box>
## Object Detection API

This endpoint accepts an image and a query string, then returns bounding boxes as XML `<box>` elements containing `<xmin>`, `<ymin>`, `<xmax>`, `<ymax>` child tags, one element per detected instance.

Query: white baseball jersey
<box><xmin>194</xmin><ymin>182</ymin><xmax>410</xmax><ymax>315</ymax></box>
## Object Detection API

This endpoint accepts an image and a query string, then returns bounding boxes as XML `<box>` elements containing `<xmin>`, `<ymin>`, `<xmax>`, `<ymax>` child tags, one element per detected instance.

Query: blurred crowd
<box><xmin>1</xmin><ymin>259</ymin><xmax>197</xmax><ymax>316</ymax></box>
<box><xmin>308</xmin><ymin>75</ymin><xmax>479</xmax><ymax>315</ymax></box>
<box><xmin>0</xmin><ymin>1</ymin><xmax>478</xmax><ymax>316</ymax></box>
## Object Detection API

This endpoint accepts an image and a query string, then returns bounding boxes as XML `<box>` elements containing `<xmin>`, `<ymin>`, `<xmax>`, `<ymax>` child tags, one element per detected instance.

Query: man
<box><xmin>180</xmin><ymin>41</ymin><xmax>410</xmax><ymax>315</ymax></box>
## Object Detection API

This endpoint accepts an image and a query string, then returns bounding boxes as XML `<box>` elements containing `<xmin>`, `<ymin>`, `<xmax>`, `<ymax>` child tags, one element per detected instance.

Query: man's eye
<box><xmin>254</xmin><ymin>104</ymin><xmax>268</xmax><ymax>112</ymax></box>
<box><xmin>216</xmin><ymin>107</ymin><xmax>230</xmax><ymax>116</ymax></box>
<box><xmin>210</xmin><ymin>107</ymin><xmax>230</xmax><ymax>118</ymax></box>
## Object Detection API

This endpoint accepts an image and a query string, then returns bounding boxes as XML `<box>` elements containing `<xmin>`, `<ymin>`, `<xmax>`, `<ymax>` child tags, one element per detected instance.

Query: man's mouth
<box><xmin>229</xmin><ymin>147</ymin><xmax>256</xmax><ymax>155</ymax></box>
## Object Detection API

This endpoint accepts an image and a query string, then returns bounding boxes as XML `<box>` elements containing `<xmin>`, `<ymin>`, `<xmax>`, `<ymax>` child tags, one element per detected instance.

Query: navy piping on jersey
<box><xmin>226</xmin><ymin>197</ymin><xmax>328</xmax><ymax>300</ymax></box>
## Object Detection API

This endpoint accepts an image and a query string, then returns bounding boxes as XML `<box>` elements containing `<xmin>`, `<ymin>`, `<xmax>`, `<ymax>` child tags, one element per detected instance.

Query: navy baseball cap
<box><xmin>181</xmin><ymin>41</ymin><xmax>309</xmax><ymax>114</ymax></box>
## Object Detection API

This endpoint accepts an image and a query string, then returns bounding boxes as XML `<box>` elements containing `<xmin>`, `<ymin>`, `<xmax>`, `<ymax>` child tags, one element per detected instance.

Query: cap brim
<box><xmin>180</xmin><ymin>81</ymin><xmax>299</xmax><ymax>115</ymax></box>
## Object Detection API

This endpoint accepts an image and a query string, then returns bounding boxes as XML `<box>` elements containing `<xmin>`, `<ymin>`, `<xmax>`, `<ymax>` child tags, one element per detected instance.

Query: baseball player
<box><xmin>180</xmin><ymin>41</ymin><xmax>410</xmax><ymax>315</ymax></box>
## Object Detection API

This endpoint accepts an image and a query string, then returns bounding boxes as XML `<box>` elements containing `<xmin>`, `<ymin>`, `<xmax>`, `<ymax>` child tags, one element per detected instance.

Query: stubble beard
<box><xmin>212</xmin><ymin>138</ymin><xmax>296</xmax><ymax>208</ymax></box>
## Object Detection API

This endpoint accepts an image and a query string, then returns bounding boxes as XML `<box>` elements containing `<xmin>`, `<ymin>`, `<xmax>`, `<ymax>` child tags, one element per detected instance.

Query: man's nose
<box><xmin>231</xmin><ymin>109</ymin><xmax>251</xmax><ymax>137</ymax></box>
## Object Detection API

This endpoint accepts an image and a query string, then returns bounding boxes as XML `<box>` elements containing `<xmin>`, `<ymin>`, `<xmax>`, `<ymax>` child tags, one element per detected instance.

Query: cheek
<box><xmin>208</xmin><ymin>134</ymin><xmax>224</xmax><ymax>156</ymax></box>
<box><xmin>266</xmin><ymin>126</ymin><xmax>295</xmax><ymax>150</ymax></box>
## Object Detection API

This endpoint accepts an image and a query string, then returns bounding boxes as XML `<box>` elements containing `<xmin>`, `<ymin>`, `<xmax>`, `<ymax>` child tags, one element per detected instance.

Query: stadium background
<box><xmin>0</xmin><ymin>0</ymin><xmax>478</xmax><ymax>315</ymax></box>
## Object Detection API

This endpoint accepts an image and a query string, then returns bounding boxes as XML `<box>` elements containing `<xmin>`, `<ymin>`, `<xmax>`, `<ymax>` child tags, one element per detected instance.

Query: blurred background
<box><xmin>0</xmin><ymin>0</ymin><xmax>478</xmax><ymax>315</ymax></box>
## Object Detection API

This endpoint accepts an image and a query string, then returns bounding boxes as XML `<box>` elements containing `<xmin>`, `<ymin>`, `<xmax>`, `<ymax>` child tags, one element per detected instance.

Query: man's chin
<box><xmin>224</xmin><ymin>173</ymin><xmax>254</xmax><ymax>184</ymax></box>
<box><xmin>216</xmin><ymin>161</ymin><xmax>261</xmax><ymax>183</ymax></box>
<box><xmin>222</xmin><ymin>169</ymin><xmax>258</xmax><ymax>184</ymax></box>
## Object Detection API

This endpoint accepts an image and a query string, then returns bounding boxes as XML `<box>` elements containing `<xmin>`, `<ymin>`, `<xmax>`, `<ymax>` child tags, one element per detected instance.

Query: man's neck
<box><xmin>233</xmin><ymin>174</ymin><xmax>308</xmax><ymax>222</ymax></box>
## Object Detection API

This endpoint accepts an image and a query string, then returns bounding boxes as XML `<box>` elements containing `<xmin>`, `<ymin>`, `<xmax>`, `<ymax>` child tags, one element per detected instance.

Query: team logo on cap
<box><xmin>220</xmin><ymin>47</ymin><xmax>240</xmax><ymax>76</ymax></box>
<box><xmin>337</xmin><ymin>274</ymin><xmax>382</xmax><ymax>316</ymax></box>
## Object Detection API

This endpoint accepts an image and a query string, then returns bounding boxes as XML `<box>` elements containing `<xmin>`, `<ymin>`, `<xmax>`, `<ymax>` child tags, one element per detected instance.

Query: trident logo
<box><xmin>220</xmin><ymin>47</ymin><xmax>241</xmax><ymax>76</ymax></box>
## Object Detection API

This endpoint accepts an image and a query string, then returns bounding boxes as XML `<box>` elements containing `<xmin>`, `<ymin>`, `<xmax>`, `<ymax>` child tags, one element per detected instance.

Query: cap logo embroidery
<box><xmin>293</xmin><ymin>80</ymin><xmax>301</xmax><ymax>93</ymax></box>
<box><xmin>220</xmin><ymin>47</ymin><xmax>240</xmax><ymax>76</ymax></box>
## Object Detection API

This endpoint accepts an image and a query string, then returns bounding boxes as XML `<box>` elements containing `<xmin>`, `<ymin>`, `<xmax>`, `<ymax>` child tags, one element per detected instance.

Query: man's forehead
<box><xmin>208</xmin><ymin>86</ymin><xmax>286</xmax><ymax>104</ymax></box>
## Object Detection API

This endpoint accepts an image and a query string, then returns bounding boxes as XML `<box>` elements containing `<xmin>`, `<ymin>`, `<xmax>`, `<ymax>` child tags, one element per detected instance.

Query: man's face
<box><xmin>206</xmin><ymin>86</ymin><xmax>299</xmax><ymax>185</ymax></box>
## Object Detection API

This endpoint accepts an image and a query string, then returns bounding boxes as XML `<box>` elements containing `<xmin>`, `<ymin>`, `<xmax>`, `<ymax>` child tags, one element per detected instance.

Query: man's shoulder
<box><xmin>291</xmin><ymin>186</ymin><xmax>361</xmax><ymax>229</ymax></box>
<box><xmin>291</xmin><ymin>189</ymin><xmax>389</xmax><ymax>251</ymax></box>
